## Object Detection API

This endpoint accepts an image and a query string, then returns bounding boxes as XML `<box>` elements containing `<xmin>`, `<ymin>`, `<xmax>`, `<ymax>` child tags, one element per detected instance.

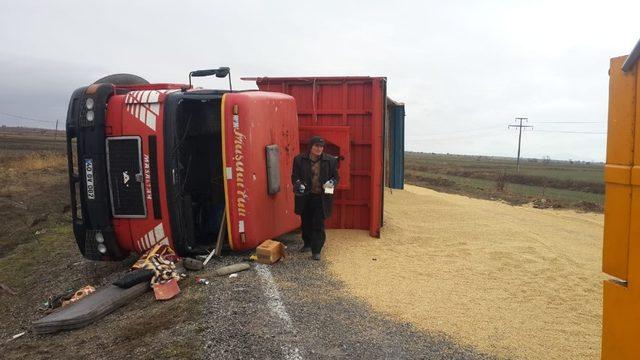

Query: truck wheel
<box><xmin>93</xmin><ymin>73</ymin><xmax>149</xmax><ymax>85</ymax></box>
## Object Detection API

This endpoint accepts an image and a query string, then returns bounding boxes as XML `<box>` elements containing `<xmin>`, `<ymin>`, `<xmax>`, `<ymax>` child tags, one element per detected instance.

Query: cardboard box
<box><xmin>256</xmin><ymin>240</ymin><xmax>286</xmax><ymax>264</ymax></box>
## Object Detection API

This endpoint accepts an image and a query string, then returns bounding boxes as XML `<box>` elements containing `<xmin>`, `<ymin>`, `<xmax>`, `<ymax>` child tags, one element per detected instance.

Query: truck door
<box><xmin>221</xmin><ymin>91</ymin><xmax>301</xmax><ymax>251</ymax></box>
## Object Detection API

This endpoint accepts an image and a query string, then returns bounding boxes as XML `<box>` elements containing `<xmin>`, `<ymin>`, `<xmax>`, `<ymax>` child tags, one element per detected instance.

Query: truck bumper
<box><xmin>66</xmin><ymin>84</ymin><xmax>125</xmax><ymax>260</ymax></box>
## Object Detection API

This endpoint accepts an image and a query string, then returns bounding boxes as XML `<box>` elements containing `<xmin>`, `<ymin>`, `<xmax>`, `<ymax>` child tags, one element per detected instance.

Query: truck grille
<box><xmin>106</xmin><ymin>137</ymin><xmax>146</xmax><ymax>217</ymax></box>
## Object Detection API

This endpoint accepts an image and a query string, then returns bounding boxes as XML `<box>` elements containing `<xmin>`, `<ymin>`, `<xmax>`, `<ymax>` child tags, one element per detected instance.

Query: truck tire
<box><xmin>93</xmin><ymin>73</ymin><xmax>149</xmax><ymax>85</ymax></box>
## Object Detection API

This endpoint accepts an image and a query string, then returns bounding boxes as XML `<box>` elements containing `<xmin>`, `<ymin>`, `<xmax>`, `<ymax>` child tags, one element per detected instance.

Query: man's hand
<box><xmin>323</xmin><ymin>179</ymin><xmax>335</xmax><ymax>194</ymax></box>
<box><xmin>294</xmin><ymin>180</ymin><xmax>306</xmax><ymax>194</ymax></box>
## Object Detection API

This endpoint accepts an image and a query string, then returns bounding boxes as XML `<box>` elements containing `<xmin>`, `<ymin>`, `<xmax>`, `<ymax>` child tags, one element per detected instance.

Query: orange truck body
<box><xmin>602</xmin><ymin>45</ymin><xmax>640</xmax><ymax>359</ymax></box>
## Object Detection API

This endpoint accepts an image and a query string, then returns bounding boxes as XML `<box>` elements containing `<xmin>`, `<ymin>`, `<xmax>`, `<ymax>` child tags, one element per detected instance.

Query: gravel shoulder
<box><xmin>201</xmin><ymin>236</ymin><xmax>494</xmax><ymax>360</ymax></box>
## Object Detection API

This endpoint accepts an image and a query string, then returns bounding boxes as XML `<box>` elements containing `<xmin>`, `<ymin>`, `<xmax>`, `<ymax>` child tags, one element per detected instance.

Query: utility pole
<box><xmin>54</xmin><ymin>119</ymin><xmax>59</xmax><ymax>140</ymax></box>
<box><xmin>508</xmin><ymin>117</ymin><xmax>532</xmax><ymax>172</ymax></box>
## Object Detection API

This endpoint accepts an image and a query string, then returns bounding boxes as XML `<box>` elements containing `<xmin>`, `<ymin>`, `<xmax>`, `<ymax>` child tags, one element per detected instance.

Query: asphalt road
<box><xmin>201</xmin><ymin>235</ymin><xmax>494</xmax><ymax>360</ymax></box>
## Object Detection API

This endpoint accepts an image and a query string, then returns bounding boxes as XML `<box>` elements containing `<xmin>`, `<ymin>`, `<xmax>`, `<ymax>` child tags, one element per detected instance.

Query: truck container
<box><xmin>251</xmin><ymin>77</ymin><xmax>388</xmax><ymax>237</ymax></box>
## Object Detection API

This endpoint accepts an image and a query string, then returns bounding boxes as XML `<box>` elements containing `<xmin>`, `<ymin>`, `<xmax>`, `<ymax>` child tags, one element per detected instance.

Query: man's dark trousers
<box><xmin>301</xmin><ymin>193</ymin><xmax>325</xmax><ymax>254</ymax></box>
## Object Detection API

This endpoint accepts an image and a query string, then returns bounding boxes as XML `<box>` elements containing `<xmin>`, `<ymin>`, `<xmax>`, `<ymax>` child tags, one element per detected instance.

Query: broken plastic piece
<box><xmin>153</xmin><ymin>278</ymin><xmax>180</xmax><ymax>300</ymax></box>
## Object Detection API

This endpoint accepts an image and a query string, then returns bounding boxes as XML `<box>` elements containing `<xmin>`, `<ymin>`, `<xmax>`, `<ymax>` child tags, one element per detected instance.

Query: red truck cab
<box><xmin>66</xmin><ymin>70</ymin><xmax>300</xmax><ymax>260</ymax></box>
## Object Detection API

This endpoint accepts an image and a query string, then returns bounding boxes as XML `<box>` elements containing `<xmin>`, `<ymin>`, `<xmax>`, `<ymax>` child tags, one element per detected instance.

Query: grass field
<box><xmin>405</xmin><ymin>152</ymin><xmax>604</xmax><ymax>211</ymax></box>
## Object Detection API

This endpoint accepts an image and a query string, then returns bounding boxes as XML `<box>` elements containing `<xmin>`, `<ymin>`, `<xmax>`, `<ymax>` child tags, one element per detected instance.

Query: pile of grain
<box><xmin>323</xmin><ymin>185</ymin><xmax>603</xmax><ymax>360</ymax></box>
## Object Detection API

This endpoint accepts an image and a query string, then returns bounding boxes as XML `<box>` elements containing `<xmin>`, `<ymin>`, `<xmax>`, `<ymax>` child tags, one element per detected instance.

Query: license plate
<box><xmin>85</xmin><ymin>158</ymin><xmax>95</xmax><ymax>200</ymax></box>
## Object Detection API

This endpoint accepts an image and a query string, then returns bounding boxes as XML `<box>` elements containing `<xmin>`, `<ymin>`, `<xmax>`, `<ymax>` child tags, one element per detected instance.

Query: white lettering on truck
<box><xmin>143</xmin><ymin>154</ymin><xmax>152</xmax><ymax>200</ymax></box>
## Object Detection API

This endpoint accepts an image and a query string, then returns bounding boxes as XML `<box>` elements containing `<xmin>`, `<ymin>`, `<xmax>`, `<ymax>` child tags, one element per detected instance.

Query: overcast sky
<box><xmin>1</xmin><ymin>0</ymin><xmax>638</xmax><ymax>161</ymax></box>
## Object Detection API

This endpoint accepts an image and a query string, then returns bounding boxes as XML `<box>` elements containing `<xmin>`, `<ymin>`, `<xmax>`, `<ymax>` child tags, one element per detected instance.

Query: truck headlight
<box><xmin>95</xmin><ymin>232</ymin><xmax>104</xmax><ymax>243</ymax></box>
<box><xmin>86</xmin><ymin>110</ymin><xmax>94</xmax><ymax>122</ymax></box>
<box><xmin>85</xmin><ymin>98</ymin><xmax>94</xmax><ymax>110</ymax></box>
<box><xmin>97</xmin><ymin>244</ymin><xmax>107</xmax><ymax>254</ymax></box>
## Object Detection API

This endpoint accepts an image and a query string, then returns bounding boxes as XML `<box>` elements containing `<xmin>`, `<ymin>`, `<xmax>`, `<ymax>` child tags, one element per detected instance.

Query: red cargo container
<box><xmin>251</xmin><ymin>77</ymin><xmax>386</xmax><ymax>237</ymax></box>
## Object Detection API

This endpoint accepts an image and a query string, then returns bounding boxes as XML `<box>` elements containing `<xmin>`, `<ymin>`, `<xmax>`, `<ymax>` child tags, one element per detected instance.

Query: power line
<box><xmin>534</xmin><ymin>130</ymin><xmax>606</xmax><ymax>134</ymax></box>
<box><xmin>509</xmin><ymin>117</ymin><xmax>532</xmax><ymax>172</ymax></box>
<box><xmin>0</xmin><ymin>111</ymin><xmax>56</xmax><ymax>124</ymax></box>
<box><xmin>534</xmin><ymin>121</ymin><xmax>603</xmax><ymax>124</ymax></box>
<box><xmin>416</xmin><ymin>125</ymin><xmax>504</xmax><ymax>137</ymax></box>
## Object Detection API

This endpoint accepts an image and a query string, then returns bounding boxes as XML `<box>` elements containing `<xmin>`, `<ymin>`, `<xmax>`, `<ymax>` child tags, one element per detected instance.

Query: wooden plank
<box><xmin>204</xmin><ymin>209</ymin><xmax>226</xmax><ymax>266</ymax></box>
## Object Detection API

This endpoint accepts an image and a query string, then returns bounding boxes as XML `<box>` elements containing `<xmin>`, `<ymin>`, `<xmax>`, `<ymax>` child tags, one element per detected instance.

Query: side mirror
<box><xmin>215</xmin><ymin>67</ymin><xmax>230</xmax><ymax>78</ymax></box>
<box><xmin>188</xmin><ymin>67</ymin><xmax>232</xmax><ymax>90</ymax></box>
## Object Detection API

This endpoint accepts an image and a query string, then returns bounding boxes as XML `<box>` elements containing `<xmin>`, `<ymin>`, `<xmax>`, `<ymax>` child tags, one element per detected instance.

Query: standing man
<box><xmin>291</xmin><ymin>136</ymin><xmax>340</xmax><ymax>260</ymax></box>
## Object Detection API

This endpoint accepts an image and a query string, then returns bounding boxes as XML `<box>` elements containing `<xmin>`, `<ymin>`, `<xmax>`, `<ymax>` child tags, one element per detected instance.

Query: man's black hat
<box><xmin>309</xmin><ymin>135</ymin><xmax>325</xmax><ymax>147</ymax></box>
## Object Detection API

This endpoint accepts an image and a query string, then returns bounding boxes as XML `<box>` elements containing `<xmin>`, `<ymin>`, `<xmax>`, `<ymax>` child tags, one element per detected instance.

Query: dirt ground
<box><xmin>324</xmin><ymin>184</ymin><xmax>603</xmax><ymax>360</ymax></box>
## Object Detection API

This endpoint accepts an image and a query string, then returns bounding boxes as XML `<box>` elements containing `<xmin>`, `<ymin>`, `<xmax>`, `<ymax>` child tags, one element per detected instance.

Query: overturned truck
<box><xmin>66</xmin><ymin>69</ymin><xmax>404</xmax><ymax>261</ymax></box>
<box><xmin>66</xmin><ymin>69</ymin><xmax>301</xmax><ymax>260</ymax></box>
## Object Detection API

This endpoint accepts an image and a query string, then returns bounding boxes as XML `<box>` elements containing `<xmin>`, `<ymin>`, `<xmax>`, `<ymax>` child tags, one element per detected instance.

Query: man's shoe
<box><xmin>300</xmin><ymin>246</ymin><xmax>311</xmax><ymax>253</ymax></box>
<box><xmin>312</xmin><ymin>253</ymin><xmax>321</xmax><ymax>261</ymax></box>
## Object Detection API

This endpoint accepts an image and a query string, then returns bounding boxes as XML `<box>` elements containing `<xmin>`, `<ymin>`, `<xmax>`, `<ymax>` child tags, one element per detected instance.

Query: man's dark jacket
<box><xmin>291</xmin><ymin>152</ymin><xmax>340</xmax><ymax>219</ymax></box>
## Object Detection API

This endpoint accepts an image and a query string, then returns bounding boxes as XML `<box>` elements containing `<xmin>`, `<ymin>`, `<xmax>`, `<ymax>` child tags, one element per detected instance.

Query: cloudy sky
<box><xmin>1</xmin><ymin>0</ymin><xmax>638</xmax><ymax>161</ymax></box>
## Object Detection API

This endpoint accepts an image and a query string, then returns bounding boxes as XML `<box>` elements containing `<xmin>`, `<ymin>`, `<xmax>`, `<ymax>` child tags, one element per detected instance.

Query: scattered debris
<box><xmin>32</xmin><ymin>282</ymin><xmax>149</xmax><ymax>334</ymax></box>
<box><xmin>153</xmin><ymin>278</ymin><xmax>180</xmax><ymax>301</ymax></box>
<box><xmin>0</xmin><ymin>282</ymin><xmax>17</xmax><ymax>295</ymax></box>
<box><xmin>129</xmin><ymin>244</ymin><xmax>185</xmax><ymax>301</ymax></box>
<box><xmin>42</xmin><ymin>289</ymin><xmax>76</xmax><ymax>311</ymax></box>
<box><xmin>61</xmin><ymin>286</ymin><xmax>96</xmax><ymax>307</ymax></box>
<box><xmin>203</xmin><ymin>247</ymin><xmax>217</xmax><ymax>267</ymax></box>
<box><xmin>148</xmin><ymin>255</ymin><xmax>184</xmax><ymax>285</ymax></box>
<box><xmin>195</xmin><ymin>276</ymin><xmax>210</xmax><ymax>285</ymax></box>
<box><xmin>7</xmin><ymin>332</ymin><xmax>26</xmax><ymax>342</ymax></box>
<box><xmin>215</xmin><ymin>263</ymin><xmax>251</xmax><ymax>277</ymax></box>
<box><xmin>131</xmin><ymin>244</ymin><xmax>179</xmax><ymax>269</ymax></box>
<box><xmin>113</xmin><ymin>269</ymin><xmax>155</xmax><ymax>289</ymax></box>
<box><xmin>183</xmin><ymin>257</ymin><xmax>204</xmax><ymax>271</ymax></box>
<box><xmin>229</xmin><ymin>273</ymin><xmax>238</xmax><ymax>279</ymax></box>
<box><xmin>131</xmin><ymin>244</ymin><xmax>185</xmax><ymax>286</ymax></box>
<box><xmin>34</xmin><ymin>229</ymin><xmax>47</xmax><ymax>236</ymax></box>
<box><xmin>255</xmin><ymin>239</ymin><xmax>286</xmax><ymax>264</ymax></box>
